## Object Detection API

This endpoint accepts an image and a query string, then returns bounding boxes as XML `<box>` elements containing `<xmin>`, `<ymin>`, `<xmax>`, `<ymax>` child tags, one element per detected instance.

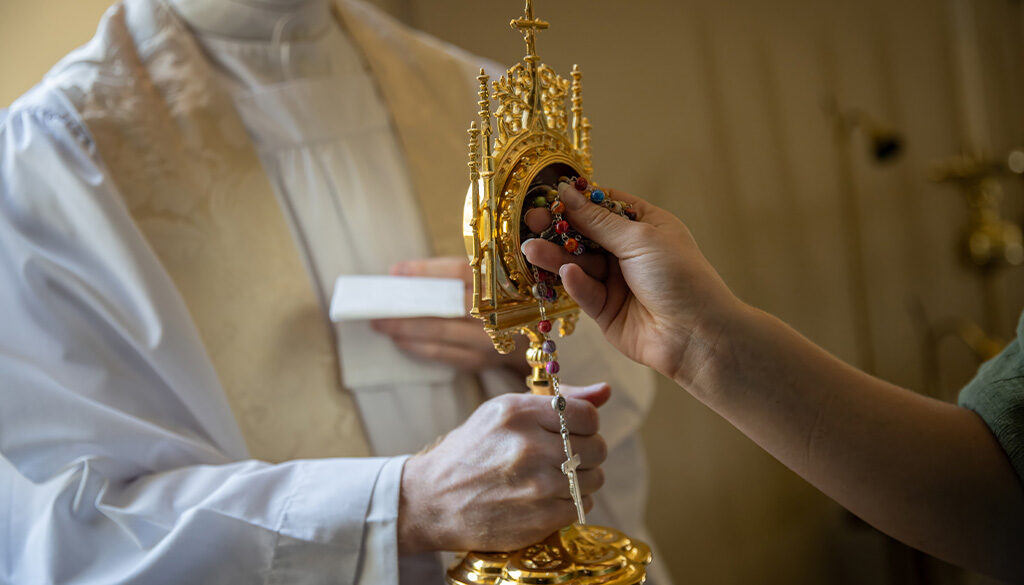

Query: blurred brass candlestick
<box><xmin>448</xmin><ymin>2</ymin><xmax>652</xmax><ymax>584</ymax></box>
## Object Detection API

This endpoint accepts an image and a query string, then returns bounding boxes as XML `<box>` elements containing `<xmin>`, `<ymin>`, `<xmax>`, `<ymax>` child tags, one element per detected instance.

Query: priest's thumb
<box><xmin>558</xmin><ymin>383</ymin><xmax>612</xmax><ymax>408</ymax></box>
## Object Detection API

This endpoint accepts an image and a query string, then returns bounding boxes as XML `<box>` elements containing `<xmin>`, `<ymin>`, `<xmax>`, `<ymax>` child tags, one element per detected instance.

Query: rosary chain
<box><xmin>533</xmin><ymin>265</ymin><xmax>586</xmax><ymax>525</ymax></box>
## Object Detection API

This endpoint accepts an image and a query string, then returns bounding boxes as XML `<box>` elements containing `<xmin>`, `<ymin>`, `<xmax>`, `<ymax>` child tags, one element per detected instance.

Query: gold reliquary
<box><xmin>463</xmin><ymin>0</ymin><xmax>593</xmax><ymax>394</ymax></box>
<box><xmin>451</xmin><ymin>1</ymin><xmax>653</xmax><ymax>584</ymax></box>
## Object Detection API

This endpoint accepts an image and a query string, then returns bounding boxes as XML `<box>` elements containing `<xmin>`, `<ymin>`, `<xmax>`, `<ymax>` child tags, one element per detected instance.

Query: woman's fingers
<box><xmin>521</xmin><ymin>238</ymin><xmax>609</xmax><ymax>280</ymax></box>
<box><xmin>519</xmin><ymin>238</ymin><xmax>614</xmax><ymax>321</ymax></box>
<box><xmin>524</xmin><ymin>208</ymin><xmax>553</xmax><ymax>234</ymax></box>
<box><xmin>559</xmin><ymin>263</ymin><xmax>609</xmax><ymax>319</ymax></box>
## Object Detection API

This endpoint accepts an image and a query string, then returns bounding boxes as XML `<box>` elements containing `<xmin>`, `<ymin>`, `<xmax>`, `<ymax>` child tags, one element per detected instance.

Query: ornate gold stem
<box><xmin>523</xmin><ymin>326</ymin><xmax>553</xmax><ymax>395</ymax></box>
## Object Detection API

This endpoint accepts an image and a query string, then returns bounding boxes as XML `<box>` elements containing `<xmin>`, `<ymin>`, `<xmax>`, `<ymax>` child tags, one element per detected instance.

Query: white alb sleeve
<box><xmin>0</xmin><ymin>95</ymin><xmax>402</xmax><ymax>585</ymax></box>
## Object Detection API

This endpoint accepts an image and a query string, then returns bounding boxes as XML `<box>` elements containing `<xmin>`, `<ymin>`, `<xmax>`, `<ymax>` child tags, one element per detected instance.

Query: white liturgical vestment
<box><xmin>0</xmin><ymin>0</ymin><xmax>669</xmax><ymax>584</ymax></box>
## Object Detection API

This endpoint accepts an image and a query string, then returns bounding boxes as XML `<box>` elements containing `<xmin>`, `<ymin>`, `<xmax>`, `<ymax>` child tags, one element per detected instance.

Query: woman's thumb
<box><xmin>559</xmin><ymin>183</ymin><xmax>635</xmax><ymax>257</ymax></box>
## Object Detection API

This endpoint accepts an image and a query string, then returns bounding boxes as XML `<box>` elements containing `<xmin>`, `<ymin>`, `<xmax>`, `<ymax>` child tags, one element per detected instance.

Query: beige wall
<box><xmin>0</xmin><ymin>0</ymin><xmax>114</xmax><ymax>106</ymax></box>
<box><xmin>3</xmin><ymin>1</ymin><xmax>1022</xmax><ymax>584</ymax></box>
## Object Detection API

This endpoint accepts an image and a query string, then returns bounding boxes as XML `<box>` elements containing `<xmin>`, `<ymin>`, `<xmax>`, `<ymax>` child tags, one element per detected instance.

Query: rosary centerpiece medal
<box><xmin>450</xmin><ymin>2</ymin><xmax>652</xmax><ymax>584</ymax></box>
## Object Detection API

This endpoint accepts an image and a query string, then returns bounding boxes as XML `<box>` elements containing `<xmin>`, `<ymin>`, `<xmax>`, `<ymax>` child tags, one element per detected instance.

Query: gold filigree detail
<box><xmin>492</xmin><ymin>331</ymin><xmax>518</xmax><ymax>355</ymax></box>
<box><xmin>493</xmin><ymin>63</ymin><xmax>532</xmax><ymax>150</ymax></box>
<box><xmin>563</xmin><ymin>538</ymin><xmax>614</xmax><ymax>563</ymax></box>
<box><xmin>520</xmin><ymin>545</ymin><xmax>564</xmax><ymax>569</ymax></box>
<box><xmin>558</xmin><ymin>313</ymin><xmax>578</xmax><ymax>337</ymax></box>
<box><xmin>537</xmin><ymin>65</ymin><xmax>570</xmax><ymax>132</ymax></box>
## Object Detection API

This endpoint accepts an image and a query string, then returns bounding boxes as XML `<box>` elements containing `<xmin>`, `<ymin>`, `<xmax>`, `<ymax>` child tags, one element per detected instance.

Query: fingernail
<box><xmin>521</xmin><ymin>238</ymin><xmax>535</xmax><ymax>254</ymax></box>
<box><xmin>390</xmin><ymin>262</ymin><xmax>409</xmax><ymax>276</ymax></box>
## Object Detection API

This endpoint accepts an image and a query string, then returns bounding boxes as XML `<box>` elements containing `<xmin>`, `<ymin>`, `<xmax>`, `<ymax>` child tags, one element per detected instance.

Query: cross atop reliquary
<box><xmin>510</xmin><ymin>0</ymin><xmax>548</xmax><ymax>61</ymax></box>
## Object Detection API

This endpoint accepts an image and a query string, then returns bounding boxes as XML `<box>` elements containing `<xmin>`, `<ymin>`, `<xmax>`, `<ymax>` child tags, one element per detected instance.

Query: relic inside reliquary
<box><xmin>450</xmin><ymin>1</ymin><xmax>653</xmax><ymax>584</ymax></box>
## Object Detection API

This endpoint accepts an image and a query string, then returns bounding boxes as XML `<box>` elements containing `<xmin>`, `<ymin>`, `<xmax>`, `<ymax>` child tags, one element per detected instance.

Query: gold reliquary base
<box><xmin>446</xmin><ymin>524</ymin><xmax>652</xmax><ymax>585</ymax></box>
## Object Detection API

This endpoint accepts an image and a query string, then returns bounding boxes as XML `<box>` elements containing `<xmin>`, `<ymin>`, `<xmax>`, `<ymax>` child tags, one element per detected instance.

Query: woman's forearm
<box><xmin>688</xmin><ymin>304</ymin><xmax>1024</xmax><ymax>581</ymax></box>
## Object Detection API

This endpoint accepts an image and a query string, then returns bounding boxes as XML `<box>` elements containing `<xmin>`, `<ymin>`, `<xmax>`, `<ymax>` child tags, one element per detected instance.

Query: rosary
<box><xmin>522</xmin><ymin>175</ymin><xmax>635</xmax><ymax>525</ymax></box>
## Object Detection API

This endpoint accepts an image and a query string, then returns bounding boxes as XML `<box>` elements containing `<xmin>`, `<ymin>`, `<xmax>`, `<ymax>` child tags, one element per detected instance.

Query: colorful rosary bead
<box><xmin>590</xmin><ymin>189</ymin><xmax>605</xmax><ymax>203</ymax></box>
<box><xmin>563</xmin><ymin>239</ymin><xmax>579</xmax><ymax>253</ymax></box>
<box><xmin>555</xmin><ymin>220</ymin><xmax>570</xmax><ymax>234</ymax></box>
<box><xmin>545</xmin><ymin>360</ymin><xmax>560</xmax><ymax>374</ymax></box>
<box><xmin>534</xmin><ymin>195</ymin><xmax>548</xmax><ymax>207</ymax></box>
<box><xmin>572</xmin><ymin>243</ymin><xmax>585</xmax><ymax>255</ymax></box>
<box><xmin>550</xmin><ymin>200</ymin><xmax>566</xmax><ymax>214</ymax></box>
<box><xmin>542</xmin><ymin>339</ymin><xmax>557</xmax><ymax>353</ymax></box>
<box><xmin>574</xmin><ymin>177</ymin><xmax>588</xmax><ymax>192</ymax></box>
<box><xmin>538</xmin><ymin>320</ymin><xmax>552</xmax><ymax>333</ymax></box>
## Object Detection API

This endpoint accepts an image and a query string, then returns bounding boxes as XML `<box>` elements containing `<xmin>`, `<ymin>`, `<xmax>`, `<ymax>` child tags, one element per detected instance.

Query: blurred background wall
<box><xmin>4</xmin><ymin>1</ymin><xmax>1023</xmax><ymax>584</ymax></box>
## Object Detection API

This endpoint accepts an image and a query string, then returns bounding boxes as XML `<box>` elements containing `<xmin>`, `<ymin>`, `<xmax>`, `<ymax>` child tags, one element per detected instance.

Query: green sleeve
<box><xmin>958</xmin><ymin>312</ymin><xmax>1024</xmax><ymax>484</ymax></box>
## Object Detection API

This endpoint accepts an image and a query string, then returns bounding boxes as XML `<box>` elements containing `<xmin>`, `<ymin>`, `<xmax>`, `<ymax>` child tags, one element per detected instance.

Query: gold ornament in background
<box><xmin>451</xmin><ymin>1</ymin><xmax>652</xmax><ymax>584</ymax></box>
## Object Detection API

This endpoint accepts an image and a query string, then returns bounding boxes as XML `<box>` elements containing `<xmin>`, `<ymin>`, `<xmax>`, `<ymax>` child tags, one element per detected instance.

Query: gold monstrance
<box><xmin>449</xmin><ymin>2</ymin><xmax>653</xmax><ymax>584</ymax></box>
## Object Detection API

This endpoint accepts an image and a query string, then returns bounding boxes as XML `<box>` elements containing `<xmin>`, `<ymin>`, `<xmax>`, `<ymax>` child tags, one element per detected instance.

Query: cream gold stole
<box><xmin>57</xmin><ymin>0</ymin><xmax>482</xmax><ymax>462</ymax></box>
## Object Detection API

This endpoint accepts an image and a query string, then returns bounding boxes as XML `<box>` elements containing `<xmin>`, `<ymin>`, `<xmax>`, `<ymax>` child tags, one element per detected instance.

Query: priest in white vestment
<box><xmin>0</xmin><ymin>0</ymin><xmax>671</xmax><ymax>583</ymax></box>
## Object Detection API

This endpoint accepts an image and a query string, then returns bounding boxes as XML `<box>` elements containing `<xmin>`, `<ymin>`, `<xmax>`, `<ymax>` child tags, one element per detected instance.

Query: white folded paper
<box><xmin>329</xmin><ymin>275</ymin><xmax>466</xmax><ymax>322</ymax></box>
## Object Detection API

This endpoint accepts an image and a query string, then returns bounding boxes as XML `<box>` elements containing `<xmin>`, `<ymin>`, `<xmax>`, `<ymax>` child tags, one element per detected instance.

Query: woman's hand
<box><xmin>373</xmin><ymin>257</ymin><xmax>529</xmax><ymax>375</ymax></box>
<box><xmin>522</xmin><ymin>183</ymin><xmax>740</xmax><ymax>391</ymax></box>
<box><xmin>524</xmin><ymin>186</ymin><xmax>1024</xmax><ymax>583</ymax></box>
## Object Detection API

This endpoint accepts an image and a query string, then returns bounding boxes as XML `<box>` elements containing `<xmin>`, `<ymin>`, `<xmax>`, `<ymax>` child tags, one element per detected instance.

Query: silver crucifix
<box><xmin>561</xmin><ymin>431</ymin><xmax>586</xmax><ymax>525</ymax></box>
<box><xmin>552</xmin><ymin>393</ymin><xmax>586</xmax><ymax>525</ymax></box>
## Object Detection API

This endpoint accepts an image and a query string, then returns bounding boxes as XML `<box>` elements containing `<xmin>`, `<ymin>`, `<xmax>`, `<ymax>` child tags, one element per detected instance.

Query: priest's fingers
<box><xmin>535</xmin><ymin>495</ymin><xmax>595</xmax><ymax>529</ymax></box>
<box><xmin>390</xmin><ymin>256</ymin><xmax>471</xmax><ymax>282</ymax></box>
<box><xmin>373</xmin><ymin>317</ymin><xmax>491</xmax><ymax>350</ymax></box>
<box><xmin>521</xmin><ymin>238</ymin><xmax>610</xmax><ymax>280</ymax></box>
<box><xmin>391</xmin><ymin>338</ymin><xmax>490</xmax><ymax>370</ymax></box>
<box><xmin>574</xmin><ymin>468</ymin><xmax>605</xmax><ymax>497</ymax></box>
<box><xmin>559</xmin><ymin>383</ymin><xmax>612</xmax><ymax>408</ymax></box>
<box><xmin>533</xmin><ymin>467</ymin><xmax>604</xmax><ymax>499</ymax></box>
<box><xmin>533</xmin><ymin>385</ymin><xmax>609</xmax><ymax>436</ymax></box>
<box><xmin>568</xmin><ymin>434</ymin><xmax>609</xmax><ymax>470</ymax></box>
